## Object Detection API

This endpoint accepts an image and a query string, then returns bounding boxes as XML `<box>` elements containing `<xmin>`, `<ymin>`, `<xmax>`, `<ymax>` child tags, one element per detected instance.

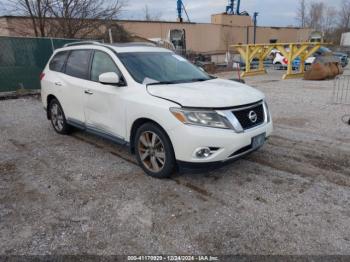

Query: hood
<box><xmin>147</xmin><ymin>78</ymin><xmax>264</xmax><ymax>108</ymax></box>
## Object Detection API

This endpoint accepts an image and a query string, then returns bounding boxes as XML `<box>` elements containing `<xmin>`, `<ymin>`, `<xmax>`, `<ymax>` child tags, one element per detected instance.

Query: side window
<box><xmin>91</xmin><ymin>51</ymin><xmax>121</xmax><ymax>82</ymax></box>
<box><xmin>65</xmin><ymin>50</ymin><xmax>91</xmax><ymax>79</ymax></box>
<box><xmin>49</xmin><ymin>51</ymin><xmax>68</xmax><ymax>72</ymax></box>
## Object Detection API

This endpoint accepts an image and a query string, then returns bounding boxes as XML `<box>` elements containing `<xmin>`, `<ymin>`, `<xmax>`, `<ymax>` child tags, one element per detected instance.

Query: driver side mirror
<box><xmin>99</xmin><ymin>72</ymin><xmax>120</xmax><ymax>85</ymax></box>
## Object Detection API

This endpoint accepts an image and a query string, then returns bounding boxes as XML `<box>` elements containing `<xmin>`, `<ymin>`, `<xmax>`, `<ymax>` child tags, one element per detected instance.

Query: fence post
<box><xmin>50</xmin><ymin>38</ymin><xmax>55</xmax><ymax>52</ymax></box>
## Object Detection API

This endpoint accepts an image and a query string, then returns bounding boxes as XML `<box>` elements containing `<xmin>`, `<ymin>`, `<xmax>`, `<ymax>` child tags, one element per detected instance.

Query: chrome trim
<box><xmin>230</xmin><ymin>101</ymin><xmax>264</xmax><ymax>112</ymax></box>
<box><xmin>216</xmin><ymin>110</ymin><xmax>244</xmax><ymax>133</ymax></box>
<box><xmin>221</xmin><ymin>100</ymin><xmax>267</xmax><ymax>133</ymax></box>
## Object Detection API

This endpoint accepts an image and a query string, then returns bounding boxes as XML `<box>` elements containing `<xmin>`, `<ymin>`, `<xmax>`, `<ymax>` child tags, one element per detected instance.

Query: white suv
<box><xmin>41</xmin><ymin>42</ymin><xmax>273</xmax><ymax>178</ymax></box>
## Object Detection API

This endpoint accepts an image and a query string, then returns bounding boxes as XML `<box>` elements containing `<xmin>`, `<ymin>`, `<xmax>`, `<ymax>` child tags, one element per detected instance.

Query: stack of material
<box><xmin>304</xmin><ymin>54</ymin><xmax>343</xmax><ymax>80</ymax></box>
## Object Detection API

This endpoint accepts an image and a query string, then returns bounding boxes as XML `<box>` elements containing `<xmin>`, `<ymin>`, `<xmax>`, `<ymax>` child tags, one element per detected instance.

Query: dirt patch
<box><xmin>0</xmin><ymin>162</ymin><xmax>16</xmax><ymax>175</ymax></box>
<box><xmin>274</xmin><ymin>117</ymin><xmax>309</xmax><ymax>128</ymax></box>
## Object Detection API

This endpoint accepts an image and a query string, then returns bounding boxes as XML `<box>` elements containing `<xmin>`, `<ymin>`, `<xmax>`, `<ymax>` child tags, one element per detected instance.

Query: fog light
<box><xmin>194</xmin><ymin>147</ymin><xmax>212</xmax><ymax>159</ymax></box>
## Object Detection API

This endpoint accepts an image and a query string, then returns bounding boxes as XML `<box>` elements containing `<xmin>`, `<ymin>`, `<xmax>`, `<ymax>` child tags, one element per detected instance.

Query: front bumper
<box><xmin>168</xmin><ymin>120</ymin><xmax>273</xmax><ymax>163</ymax></box>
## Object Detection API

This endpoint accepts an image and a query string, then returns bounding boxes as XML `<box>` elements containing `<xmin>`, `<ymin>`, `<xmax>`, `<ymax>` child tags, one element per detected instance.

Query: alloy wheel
<box><xmin>137</xmin><ymin>131</ymin><xmax>166</xmax><ymax>172</ymax></box>
<box><xmin>50</xmin><ymin>103</ymin><xmax>64</xmax><ymax>132</ymax></box>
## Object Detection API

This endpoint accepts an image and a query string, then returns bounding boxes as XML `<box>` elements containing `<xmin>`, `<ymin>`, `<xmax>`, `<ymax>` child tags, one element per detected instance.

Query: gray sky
<box><xmin>0</xmin><ymin>0</ymin><xmax>344</xmax><ymax>27</ymax></box>
<box><xmin>121</xmin><ymin>0</ymin><xmax>343</xmax><ymax>26</ymax></box>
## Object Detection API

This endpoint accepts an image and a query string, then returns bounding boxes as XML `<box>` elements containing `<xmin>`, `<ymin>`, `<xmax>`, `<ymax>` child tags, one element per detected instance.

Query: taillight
<box><xmin>283</xmin><ymin>58</ymin><xmax>288</xmax><ymax>64</ymax></box>
<box><xmin>39</xmin><ymin>72</ymin><xmax>45</xmax><ymax>81</ymax></box>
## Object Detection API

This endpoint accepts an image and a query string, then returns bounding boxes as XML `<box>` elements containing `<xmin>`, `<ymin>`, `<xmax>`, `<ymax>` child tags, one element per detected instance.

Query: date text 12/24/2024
<box><xmin>127</xmin><ymin>256</ymin><xmax>219</xmax><ymax>261</ymax></box>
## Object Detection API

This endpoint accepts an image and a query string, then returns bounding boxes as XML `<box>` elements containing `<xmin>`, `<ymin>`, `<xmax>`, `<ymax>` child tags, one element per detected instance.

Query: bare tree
<box><xmin>338</xmin><ymin>0</ymin><xmax>350</xmax><ymax>31</ymax></box>
<box><xmin>5</xmin><ymin>0</ymin><xmax>51</xmax><ymax>37</ymax></box>
<box><xmin>47</xmin><ymin>0</ymin><xmax>125</xmax><ymax>38</ymax></box>
<box><xmin>306</xmin><ymin>2</ymin><xmax>325</xmax><ymax>31</ymax></box>
<box><xmin>296</xmin><ymin>0</ymin><xmax>306</xmax><ymax>28</ymax></box>
<box><xmin>103</xmin><ymin>24</ymin><xmax>131</xmax><ymax>43</ymax></box>
<box><xmin>323</xmin><ymin>6</ymin><xmax>337</xmax><ymax>39</ymax></box>
<box><xmin>143</xmin><ymin>4</ymin><xmax>162</xmax><ymax>21</ymax></box>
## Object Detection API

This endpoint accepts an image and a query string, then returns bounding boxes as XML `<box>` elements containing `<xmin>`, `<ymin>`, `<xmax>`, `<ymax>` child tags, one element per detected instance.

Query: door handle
<box><xmin>54</xmin><ymin>82</ymin><xmax>62</xmax><ymax>86</ymax></box>
<box><xmin>84</xmin><ymin>90</ymin><xmax>93</xmax><ymax>95</ymax></box>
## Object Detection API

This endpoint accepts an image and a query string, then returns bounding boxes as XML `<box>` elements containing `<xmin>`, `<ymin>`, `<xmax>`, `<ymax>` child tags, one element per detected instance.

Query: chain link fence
<box><xmin>333</xmin><ymin>74</ymin><xmax>350</xmax><ymax>105</ymax></box>
<box><xmin>0</xmin><ymin>36</ymin><xmax>82</xmax><ymax>93</ymax></box>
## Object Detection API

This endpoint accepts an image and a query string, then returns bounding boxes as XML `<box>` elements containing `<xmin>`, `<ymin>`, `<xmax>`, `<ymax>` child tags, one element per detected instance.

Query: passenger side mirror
<box><xmin>99</xmin><ymin>72</ymin><xmax>120</xmax><ymax>85</ymax></box>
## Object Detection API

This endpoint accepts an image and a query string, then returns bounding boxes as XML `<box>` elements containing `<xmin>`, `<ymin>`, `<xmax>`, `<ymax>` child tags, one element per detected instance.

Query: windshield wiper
<box><xmin>146</xmin><ymin>78</ymin><xmax>211</xmax><ymax>86</ymax></box>
<box><xmin>188</xmin><ymin>78</ymin><xmax>210</xmax><ymax>82</ymax></box>
<box><xmin>147</xmin><ymin>81</ymin><xmax>180</xmax><ymax>86</ymax></box>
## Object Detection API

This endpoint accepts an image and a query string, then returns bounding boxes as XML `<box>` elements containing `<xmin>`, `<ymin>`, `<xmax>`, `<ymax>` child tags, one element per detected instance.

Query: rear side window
<box><xmin>49</xmin><ymin>51</ymin><xmax>68</xmax><ymax>72</ymax></box>
<box><xmin>65</xmin><ymin>50</ymin><xmax>91</xmax><ymax>79</ymax></box>
<box><xmin>91</xmin><ymin>51</ymin><xmax>121</xmax><ymax>82</ymax></box>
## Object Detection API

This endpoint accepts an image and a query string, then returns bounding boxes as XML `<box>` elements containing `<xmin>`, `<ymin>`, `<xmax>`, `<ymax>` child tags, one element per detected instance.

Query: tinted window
<box><xmin>49</xmin><ymin>51</ymin><xmax>68</xmax><ymax>72</ymax></box>
<box><xmin>65</xmin><ymin>50</ymin><xmax>91</xmax><ymax>79</ymax></box>
<box><xmin>91</xmin><ymin>51</ymin><xmax>121</xmax><ymax>82</ymax></box>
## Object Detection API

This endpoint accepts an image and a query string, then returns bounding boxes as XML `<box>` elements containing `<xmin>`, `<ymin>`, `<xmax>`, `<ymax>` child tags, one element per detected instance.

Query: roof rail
<box><xmin>63</xmin><ymin>41</ymin><xmax>103</xmax><ymax>47</ymax></box>
<box><xmin>111</xmin><ymin>42</ymin><xmax>156</xmax><ymax>47</ymax></box>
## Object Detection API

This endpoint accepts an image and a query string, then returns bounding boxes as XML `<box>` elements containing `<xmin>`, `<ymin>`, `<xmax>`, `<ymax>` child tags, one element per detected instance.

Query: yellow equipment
<box><xmin>231</xmin><ymin>42</ymin><xmax>329</xmax><ymax>80</ymax></box>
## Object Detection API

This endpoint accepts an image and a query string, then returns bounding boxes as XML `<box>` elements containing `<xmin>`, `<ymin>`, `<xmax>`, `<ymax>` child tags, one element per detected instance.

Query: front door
<box><xmin>83</xmin><ymin>50</ymin><xmax>127</xmax><ymax>140</ymax></box>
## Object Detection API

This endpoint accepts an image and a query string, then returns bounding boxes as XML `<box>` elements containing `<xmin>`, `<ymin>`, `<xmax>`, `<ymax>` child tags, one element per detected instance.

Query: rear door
<box><xmin>42</xmin><ymin>51</ymin><xmax>69</xmax><ymax>107</ymax></box>
<box><xmin>60</xmin><ymin>49</ymin><xmax>92</xmax><ymax>125</ymax></box>
<box><xmin>83</xmin><ymin>50</ymin><xmax>127</xmax><ymax>140</ymax></box>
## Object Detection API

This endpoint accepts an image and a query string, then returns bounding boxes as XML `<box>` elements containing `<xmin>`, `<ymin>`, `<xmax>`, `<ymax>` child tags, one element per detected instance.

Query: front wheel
<box><xmin>135</xmin><ymin>123</ymin><xmax>176</xmax><ymax>178</ymax></box>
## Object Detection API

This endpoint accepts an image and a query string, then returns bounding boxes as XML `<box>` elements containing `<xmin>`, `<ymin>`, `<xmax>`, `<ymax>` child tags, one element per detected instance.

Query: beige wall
<box><xmin>1</xmin><ymin>17</ymin><xmax>37</xmax><ymax>36</ymax></box>
<box><xmin>0</xmin><ymin>17</ymin><xmax>10</xmax><ymax>36</ymax></box>
<box><xmin>120</xmin><ymin>20</ymin><xmax>312</xmax><ymax>52</ymax></box>
<box><xmin>211</xmin><ymin>14</ymin><xmax>253</xmax><ymax>27</ymax></box>
<box><xmin>120</xmin><ymin>21</ymin><xmax>225</xmax><ymax>53</ymax></box>
<box><xmin>0</xmin><ymin>17</ymin><xmax>313</xmax><ymax>53</ymax></box>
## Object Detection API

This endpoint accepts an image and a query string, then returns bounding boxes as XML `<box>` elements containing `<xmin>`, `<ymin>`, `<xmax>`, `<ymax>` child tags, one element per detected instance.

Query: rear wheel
<box><xmin>48</xmin><ymin>98</ymin><xmax>71</xmax><ymax>134</ymax></box>
<box><xmin>135</xmin><ymin>123</ymin><xmax>175</xmax><ymax>178</ymax></box>
<box><xmin>275</xmin><ymin>62</ymin><xmax>282</xmax><ymax>70</ymax></box>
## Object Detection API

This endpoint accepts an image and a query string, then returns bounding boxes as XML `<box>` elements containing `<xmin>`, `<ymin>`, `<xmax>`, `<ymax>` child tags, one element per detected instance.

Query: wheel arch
<box><xmin>46</xmin><ymin>94</ymin><xmax>57</xmax><ymax>119</ymax></box>
<box><xmin>129</xmin><ymin>118</ymin><xmax>173</xmax><ymax>155</ymax></box>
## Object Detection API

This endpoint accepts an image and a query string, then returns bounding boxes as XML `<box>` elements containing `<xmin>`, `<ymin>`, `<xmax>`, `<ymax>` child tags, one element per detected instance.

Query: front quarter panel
<box><xmin>125</xmin><ymin>85</ymin><xmax>181</xmax><ymax>143</ymax></box>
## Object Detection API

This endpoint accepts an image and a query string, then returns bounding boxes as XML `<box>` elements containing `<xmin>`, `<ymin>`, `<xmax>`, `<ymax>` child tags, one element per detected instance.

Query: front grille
<box><xmin>232</xmin><ymin>103</ymin><xmax>264</xmax><ymax>130</ymax></box>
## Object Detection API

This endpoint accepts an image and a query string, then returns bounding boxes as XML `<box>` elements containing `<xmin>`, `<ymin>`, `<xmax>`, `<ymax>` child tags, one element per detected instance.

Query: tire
<box><xmin>48</xmin><ymin>98</ymin><xmax>71</xmax><ymax>134</ymax></box>
<box><xmin>274</xmin><ymin>62</ymin><xmax>282</xmax><ymax>70</ymax></box>
<box><xmin>134</xmin><ymin>123</ymin><xmax>176</xmax><ymax>178</ymax></box>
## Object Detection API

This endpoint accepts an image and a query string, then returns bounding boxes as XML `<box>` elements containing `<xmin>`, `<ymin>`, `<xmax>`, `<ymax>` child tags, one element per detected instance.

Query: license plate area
<box><xmin>252</xmin><ymin>133</ymin><xmax>266</xmax><ymax>150</ymax></box>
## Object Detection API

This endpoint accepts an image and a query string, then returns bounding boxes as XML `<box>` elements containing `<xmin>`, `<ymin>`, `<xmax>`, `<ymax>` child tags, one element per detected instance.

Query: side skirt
<box><xmin>67</xmin><ymin>118</ymin><xmax>129</xmax><ymax>147</ymax></box>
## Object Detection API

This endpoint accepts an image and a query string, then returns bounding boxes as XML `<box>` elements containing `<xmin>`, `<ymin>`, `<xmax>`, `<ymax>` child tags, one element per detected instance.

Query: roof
<box><xmin>0</xmin><ymin>15</ymin><xmax>197</xmax><ymax>25</ymax></box>
<box><xmin>0</xmin><ymin>15</ymin><xmax>309</xmax><ymax>30</ymax></box>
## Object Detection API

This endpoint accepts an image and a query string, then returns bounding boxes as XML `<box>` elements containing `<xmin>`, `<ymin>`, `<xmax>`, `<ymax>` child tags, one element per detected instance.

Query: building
<box><xmin>0</xmin><ymin>13</ymin><xmax>313</xmax><ymax>55</ymax></box>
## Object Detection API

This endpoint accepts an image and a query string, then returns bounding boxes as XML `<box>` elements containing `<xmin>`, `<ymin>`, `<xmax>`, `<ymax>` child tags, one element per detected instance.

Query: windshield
<box><xmin>319</xmin><ymin>47</ymin><xmax>332</xmax><ymax>53</ymax></box>
<box><xmin>118</xmin><ymin>52</ymin><xmax>211</xmax><ymax>84</ymax></box>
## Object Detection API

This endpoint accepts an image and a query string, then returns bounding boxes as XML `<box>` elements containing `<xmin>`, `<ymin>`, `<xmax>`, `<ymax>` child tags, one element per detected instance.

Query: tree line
<box><xmin>3</xmin><ymin>0</ymin><xmax>130</xmax><ymax>40</ymax></box>
<box><xmin>296</xmin><ymin>0</ymin><xmax>350</xmax><ymax>44</ymax></box>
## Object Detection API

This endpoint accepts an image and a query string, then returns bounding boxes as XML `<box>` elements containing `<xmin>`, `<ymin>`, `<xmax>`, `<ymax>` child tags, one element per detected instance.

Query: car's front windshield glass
<box><xmin>118</xmin><ymin>52</ymin><xmax>211</xmax><ymax>85</ymax></box>
<box><xmin>319</xmin><ymin>47</ymin><xmax>332</xmax><ymax>53</ymax></box>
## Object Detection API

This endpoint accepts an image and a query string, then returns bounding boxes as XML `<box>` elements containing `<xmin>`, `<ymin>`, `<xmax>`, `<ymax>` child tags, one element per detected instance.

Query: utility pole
<box><xmin>253</xmin><ymin>12</ymin><xmax>258</xmax><ymax>44</ymax></box>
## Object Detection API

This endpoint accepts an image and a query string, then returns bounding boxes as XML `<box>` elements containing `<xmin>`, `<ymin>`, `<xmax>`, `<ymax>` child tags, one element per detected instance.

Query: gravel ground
<box><xmin>0</xmin><ymin>69</ymin><xmax>350</xmax><ymax>255</ymax></box>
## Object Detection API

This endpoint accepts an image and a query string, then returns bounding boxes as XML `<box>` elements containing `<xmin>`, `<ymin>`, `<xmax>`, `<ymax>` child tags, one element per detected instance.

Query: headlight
<box><xmin>170</xmin><ymin>108</ymin><xmax>232</xmax><ymax>129</ymax></box>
